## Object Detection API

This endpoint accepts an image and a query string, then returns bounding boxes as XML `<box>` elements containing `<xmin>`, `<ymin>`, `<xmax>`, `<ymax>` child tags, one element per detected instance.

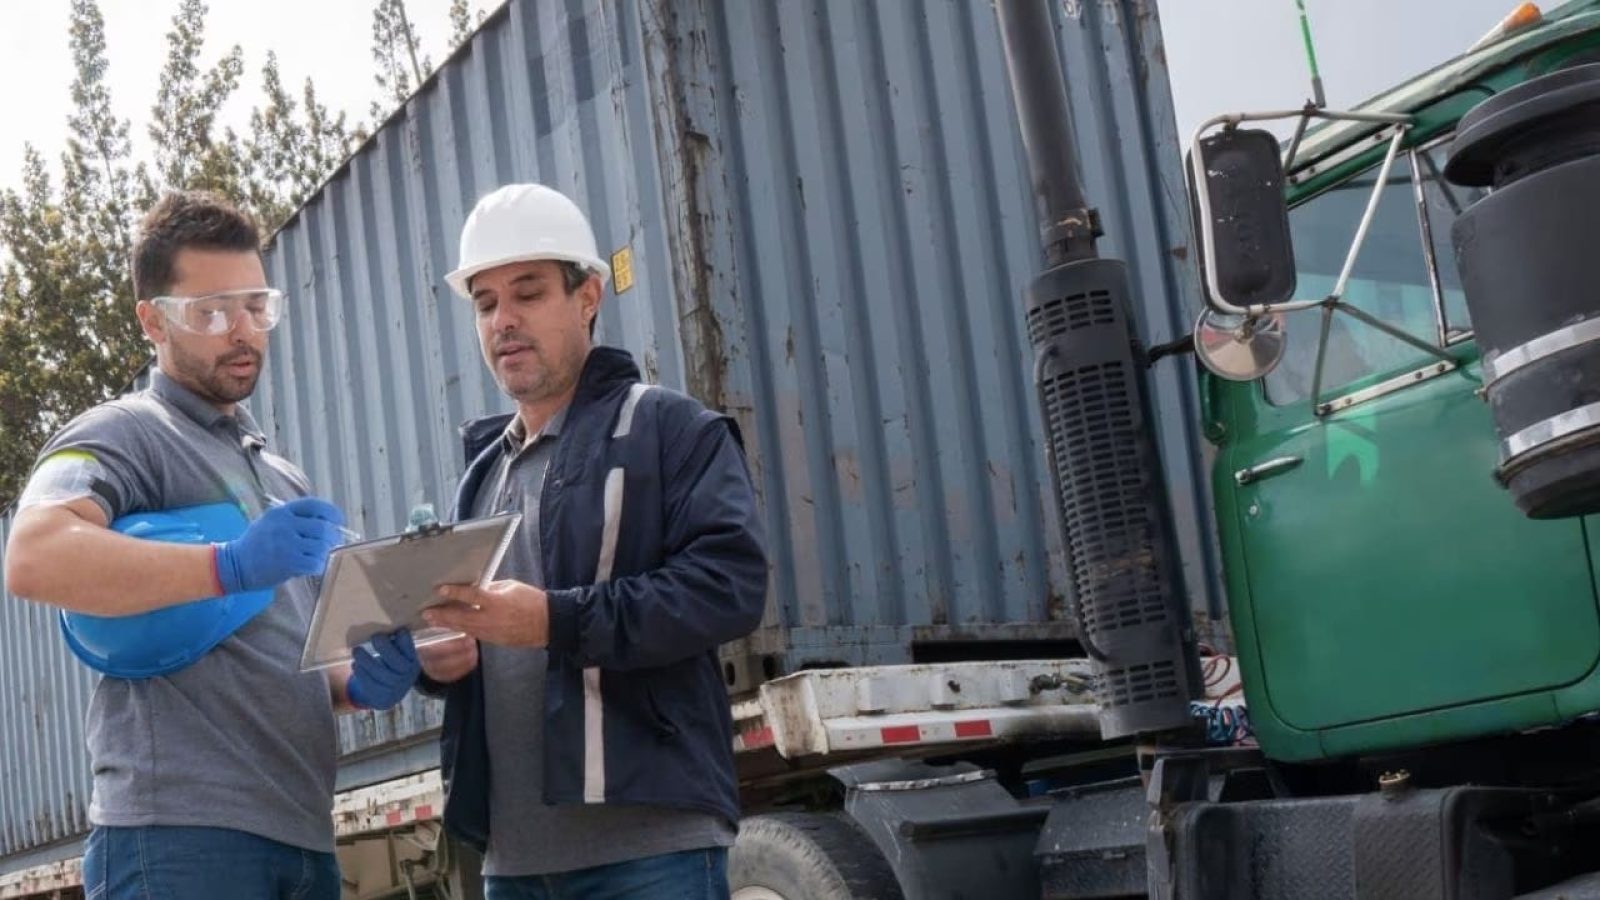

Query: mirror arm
<box><xmin>1147</xmin><ymin>333</ymin><xmax>1197</xmax><ymax>365</ymax></box>
<box><xmin>1310</xmin><ymin>305</ymin><xmax>1335</xmax><ymax>417</ymax></box>
<box><xmin>1282</xmin><ymin>101</ymin><xmax>1317</xmax><ymax>173</ymax></box>
<box><xmin>1308</xmin><ymin>301</ymin><xmax>1458</xmax><ymax>418</ymax></box>
<box><xmin>1330</xmin><ymin>127</ymin><xmax>1409</xmax><ymax>301</ymax></box>
<box><xmin>1409</xmin><ymin>147</ymin><xmax>1453</xmax><ymax>346</ymax></box>
<box><xmin>1334</xmin><ymin>302</ymin><xmax>1458</xmax><ymax>365</ymax></box>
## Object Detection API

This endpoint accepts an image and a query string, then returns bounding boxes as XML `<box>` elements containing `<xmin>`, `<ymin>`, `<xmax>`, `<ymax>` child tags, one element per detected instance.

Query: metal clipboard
<box><xmin>298</xmin><ymin>512</ymin><xmax>521</xmax><ymax>671</ymax></box>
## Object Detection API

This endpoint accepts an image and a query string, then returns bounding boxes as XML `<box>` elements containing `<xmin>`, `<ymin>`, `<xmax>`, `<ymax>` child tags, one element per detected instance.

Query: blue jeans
<box><xmin>484</xmin><ymin>847</ymin><xmax>730</xmax><ymax>900</ymax></box>
<box><xmin>82</xmin><ymin>825</ymin><xmax>340</xmax><ymax>900</ymax></box>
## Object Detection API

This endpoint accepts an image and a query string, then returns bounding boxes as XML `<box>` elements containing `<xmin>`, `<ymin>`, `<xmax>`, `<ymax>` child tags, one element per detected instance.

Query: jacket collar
<box><xmin>570</xmin><ymin>345</ymin><xmax>641</xmax><ymax>403</ymax></box>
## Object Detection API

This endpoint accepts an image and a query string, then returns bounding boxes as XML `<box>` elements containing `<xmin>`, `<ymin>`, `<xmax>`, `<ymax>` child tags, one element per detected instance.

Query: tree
<box><xmin>0</xmin><ymin>0</ymin><xmax>152</xmax><ymax>507</ymax></box>
<box><xmin>241</xmin><ymin>52</ymin><xmax>359</xmax><ymax>232</ymax></box>
<box><xmin>0</xmin><ymin>151</ymin><xmax>74</xmax><ymax>507</ymax></box>
<box><xmin>448</xmin><ymin>0</ymin><xmax>475</xmax><ymax>48</ymax></box>
<box><xmin>149</xmin><ymin>0</ymin><xmax>245</xmax><ymax>199</ymax></box>
<box><xmin>371</xmin><ymin>0</ymin><xmax>429</xmax><ymax>118</ymax></box>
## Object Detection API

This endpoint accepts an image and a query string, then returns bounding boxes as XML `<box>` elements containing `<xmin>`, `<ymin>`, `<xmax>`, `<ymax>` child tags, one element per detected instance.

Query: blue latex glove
<box><xmin>214</xmin><ymin>497</ymin><xmax>344</xmax><ymax>594</ymax></box>
<box><xmin>347</xmin><ymin>629</ymin><xmax>421</xmax><ymax>710</ymax></box>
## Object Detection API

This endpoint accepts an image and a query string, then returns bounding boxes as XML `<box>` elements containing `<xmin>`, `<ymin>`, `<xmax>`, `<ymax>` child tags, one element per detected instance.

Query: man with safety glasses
<box><xmin>3</xmin><ymin>191</ymin><xmax>420</xmax><ymax>899</ymax></box>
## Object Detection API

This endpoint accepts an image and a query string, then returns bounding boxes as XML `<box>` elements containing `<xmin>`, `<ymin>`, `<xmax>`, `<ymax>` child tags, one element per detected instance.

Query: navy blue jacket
<box><xmin>435</xmin><ymin>347</ymin><xmax>767</xmax><ymax>852</ymax></box>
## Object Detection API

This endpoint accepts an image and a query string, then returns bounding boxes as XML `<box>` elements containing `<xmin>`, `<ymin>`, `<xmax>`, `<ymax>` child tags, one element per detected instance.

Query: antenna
<box><xmin>1295</xmin><ymin>0</ymin><xmax>1328</xmax><ymax>109</ymax></box>
<box><xmin>1282</xmin><ymin>0</ymin><xmax>1330</xmax><ymax>170</ymax></box>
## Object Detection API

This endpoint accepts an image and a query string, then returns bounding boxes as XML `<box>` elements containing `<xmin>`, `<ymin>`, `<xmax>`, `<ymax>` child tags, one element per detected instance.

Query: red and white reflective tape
<box><xmin>332</xmin><ymin>771</ymin><xmax>445</xmax><ymax>838</ymax></box>
<box><xmin>878</xmin><ymin>719</ymin><xmax>996</xmax><ymax>744</ymax></box>
<box><xmin>734</xmin><ymin>725</ymin><xmax>776</xmax><ymax>753</ymax></box>
<box><xmin>826</xmin><ymin>706</ymin><xmax>1098</xmax><ymax>753</ymax></box>
<box><xmin>377</xmin><ymin>802</ymin><xmax>436</xmax><ymax>829</ymax></box>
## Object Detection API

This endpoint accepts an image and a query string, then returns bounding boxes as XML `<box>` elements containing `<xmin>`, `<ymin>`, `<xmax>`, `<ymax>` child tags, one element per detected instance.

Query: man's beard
<box><xmin>170</xmin><ymin>342</ymin><xmax>261</xmax><ymax>405</ymax></box>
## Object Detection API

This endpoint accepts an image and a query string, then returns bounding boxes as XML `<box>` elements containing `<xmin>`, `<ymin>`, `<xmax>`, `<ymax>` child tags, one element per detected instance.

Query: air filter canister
<box><xmin>1446</xmin><ymin>63</ymin><xmax>1600</xmax><ymax>518</ymax></box>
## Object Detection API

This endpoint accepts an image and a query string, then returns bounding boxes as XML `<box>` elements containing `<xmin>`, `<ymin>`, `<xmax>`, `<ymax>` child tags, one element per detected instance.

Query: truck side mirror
<box><xmin>1190</xmin><ymin>128</ymin><xmax>1297</xmax><ymax>309</ymax></box>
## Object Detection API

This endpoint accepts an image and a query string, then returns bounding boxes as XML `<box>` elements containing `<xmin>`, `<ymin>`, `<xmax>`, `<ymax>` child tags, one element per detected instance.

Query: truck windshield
<box><xmin>1264</xmin><ymin>142</ymin><xmax>1484</xmax><ymax>406</ymax></box>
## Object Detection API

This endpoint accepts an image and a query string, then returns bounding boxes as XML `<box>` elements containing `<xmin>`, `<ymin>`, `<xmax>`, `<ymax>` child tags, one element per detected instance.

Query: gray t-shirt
<box><xmin>19</xmin><ymin>369</ymin><xmax>337</xmax><ymax>852</ymax></box>
<box><xmin>475</xmin><ymin>409</ymin><xmax>735</xmax><ymax>877</ymax></box>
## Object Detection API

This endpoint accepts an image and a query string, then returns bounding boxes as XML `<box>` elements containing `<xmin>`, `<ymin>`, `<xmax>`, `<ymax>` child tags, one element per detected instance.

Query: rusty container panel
<box><xmin>635</xmin><ymin>0</ymin><xmax>1215</xmax><ymax>685</ymax></box>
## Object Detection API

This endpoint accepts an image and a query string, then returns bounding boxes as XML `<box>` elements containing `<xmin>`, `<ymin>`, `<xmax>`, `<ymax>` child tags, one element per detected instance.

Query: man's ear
<box><xmin>580</xmin><ymin>276</ymin><xmax>602</xmax><ymax>329</ymax></box>
<box><xmin>135</xmin><ymin>300</ymin><xmax>166</xmax><ymax>345</ymax></box>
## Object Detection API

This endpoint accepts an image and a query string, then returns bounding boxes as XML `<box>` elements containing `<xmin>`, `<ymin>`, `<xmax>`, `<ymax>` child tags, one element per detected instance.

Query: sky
<box><xmin>1159</xmin><ymin>0</ymin><xmax>1549</xmax><ymax>140</ymax></box>
<box><xmin>0</xmin><ymin>0</ymin><xmax>1565</xmax><ymax>195</ymax></box>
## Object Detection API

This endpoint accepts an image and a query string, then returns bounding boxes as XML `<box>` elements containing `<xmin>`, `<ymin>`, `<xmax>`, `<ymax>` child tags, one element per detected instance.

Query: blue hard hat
<box><xmin>59</xmin><ymin>502</ymin><xmax>275</xmax><ymax>679</ymax></box>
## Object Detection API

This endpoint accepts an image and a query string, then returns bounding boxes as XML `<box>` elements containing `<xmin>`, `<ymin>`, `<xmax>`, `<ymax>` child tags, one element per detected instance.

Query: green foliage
<box><xmin>371</xmin><ymin>0</ymin><xmax>429</xmax><ymax>119</ymax></box>
<box><xmin>242</xmin><ymin>51</ymin><xmax>360</xmax><ymax>231</ymax></box>
<box><xmin>0</xmin><ymin>0</ymin><xmax>151</xmax><ymax>507</ymax></box>
<box><xmin>150</xmin><ymin>0</ymin><xmax>246</xmax><ymax>198</ymax></box>
<box><xmin>448</xmin><ymin>0</ymin><xmax>485</xmax><ymax>49</ymax></box>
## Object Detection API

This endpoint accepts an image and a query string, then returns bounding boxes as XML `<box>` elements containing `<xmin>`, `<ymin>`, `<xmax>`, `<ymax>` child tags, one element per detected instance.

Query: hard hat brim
<box><xmin>445</xmin><ymin>250</ymin><xmax>612</xmax><ymax>299</ymax></box>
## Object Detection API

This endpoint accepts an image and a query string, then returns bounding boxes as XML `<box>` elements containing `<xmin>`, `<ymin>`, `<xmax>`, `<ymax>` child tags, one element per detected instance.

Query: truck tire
<box><xmin>729</xmin><ymin>812</ymin><xmax>904</xmax><ymax>900</ymax></box>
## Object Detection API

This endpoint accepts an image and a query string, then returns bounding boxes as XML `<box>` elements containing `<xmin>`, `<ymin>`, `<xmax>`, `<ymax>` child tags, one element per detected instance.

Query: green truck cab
<box><xmin>1206</xmin><ymin>1</ymin><xmax>1600</xmax><ymax>762</ymax></box>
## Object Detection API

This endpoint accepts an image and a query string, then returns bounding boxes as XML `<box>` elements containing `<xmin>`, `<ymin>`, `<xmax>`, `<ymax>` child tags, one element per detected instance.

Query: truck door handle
<box><xmin>1234</xmin><ymin>455</ymin><xmax>1303</xmax><ymax>486</ymax></box>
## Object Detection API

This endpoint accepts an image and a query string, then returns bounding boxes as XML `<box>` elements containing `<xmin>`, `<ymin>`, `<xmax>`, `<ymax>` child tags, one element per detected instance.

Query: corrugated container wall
<box><xmin>250</xmin><ymin>0</ymin><xmax>1215</xmax><ymax>685</ymax></box>
<box><xmin>1</xmin><ymin>0</ymin><xmax>1216</xmax><ymax>869</ymax></box>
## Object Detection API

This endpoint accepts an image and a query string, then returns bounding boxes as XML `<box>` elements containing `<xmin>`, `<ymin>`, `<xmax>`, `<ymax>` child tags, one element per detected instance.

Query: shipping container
<box><xmin>1</xmin><ymin>0</ymin><xmax>1204</xmax><ymax>881</ymax></box>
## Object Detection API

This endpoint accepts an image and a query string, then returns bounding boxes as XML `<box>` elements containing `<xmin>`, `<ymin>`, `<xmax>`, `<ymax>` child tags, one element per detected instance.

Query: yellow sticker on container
<box><xmin>611</xmin><ymin>245</ymin><xmax>634</xmax><ymax>294</ymax></box>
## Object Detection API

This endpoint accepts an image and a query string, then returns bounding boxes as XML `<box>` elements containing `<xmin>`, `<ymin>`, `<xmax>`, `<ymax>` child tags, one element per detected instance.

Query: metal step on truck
<box><xmin>12</xmin><ymin>0</ymin><xmax>1600</xmax><ymax>897</ymax></box>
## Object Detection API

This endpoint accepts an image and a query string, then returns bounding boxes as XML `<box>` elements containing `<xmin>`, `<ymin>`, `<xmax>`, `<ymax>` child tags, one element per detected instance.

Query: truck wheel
<box><xmin>729</xmin><ymin>812</ymin><xmax>904</xmax><ymax>900</ymax></box>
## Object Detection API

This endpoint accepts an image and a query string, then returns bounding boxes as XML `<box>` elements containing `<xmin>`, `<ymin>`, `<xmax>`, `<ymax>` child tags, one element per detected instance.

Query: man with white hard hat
<box><xmin>417</xmin><ymin>183</ymin><xmax>767</xmax><ymax>897</ymax></box>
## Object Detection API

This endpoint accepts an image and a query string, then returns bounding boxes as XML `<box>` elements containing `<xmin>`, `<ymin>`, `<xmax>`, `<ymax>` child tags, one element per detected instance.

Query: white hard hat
<box><xmin>445</xmin><ymin>183</ymin><xmax>611</xmax><ymax>299</ymax></box>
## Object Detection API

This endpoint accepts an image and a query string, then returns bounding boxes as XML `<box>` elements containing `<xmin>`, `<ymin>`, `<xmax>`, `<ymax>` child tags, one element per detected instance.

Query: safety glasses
<box><xmin>151</xmin><ymin>289</ymin><xmax>286</xmax><ymax>336</ymax></box>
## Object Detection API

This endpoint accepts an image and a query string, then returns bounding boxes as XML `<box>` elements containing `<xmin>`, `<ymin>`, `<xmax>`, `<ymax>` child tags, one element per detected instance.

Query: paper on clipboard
<box><xmin>298</xmin><ymin>512</ymin><xmax>521</xmax><ymax>672</ymax></box>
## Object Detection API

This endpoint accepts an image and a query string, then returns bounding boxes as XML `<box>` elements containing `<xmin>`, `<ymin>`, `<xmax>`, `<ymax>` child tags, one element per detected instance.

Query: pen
<box><xmin>262</xmin><ymin>494</ymin><xmax>365</xmax><ymax>544</ymax></box>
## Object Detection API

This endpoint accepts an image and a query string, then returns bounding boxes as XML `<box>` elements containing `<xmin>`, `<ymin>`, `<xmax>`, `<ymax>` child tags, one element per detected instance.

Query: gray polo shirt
<box><xmin>18</xmin><ymin>369</ymin><xmax>338</xmax><ymax>852</ymax></box>
<box><xmin>475</xmin><ymin>409</ymin><xmax>735</xmax><ymax>877</ymax></box>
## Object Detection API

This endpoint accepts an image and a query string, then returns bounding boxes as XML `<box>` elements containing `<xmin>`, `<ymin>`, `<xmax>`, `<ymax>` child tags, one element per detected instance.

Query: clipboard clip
<box><xmin>400</xmin><ymin>521</ymin><xmax>450</xmax><ymax>542</ymax></box>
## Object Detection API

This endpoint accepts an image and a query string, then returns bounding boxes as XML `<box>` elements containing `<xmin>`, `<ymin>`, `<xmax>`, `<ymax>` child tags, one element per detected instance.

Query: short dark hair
<box><xmin>132</xmin><ymin>191</ymin><xmax>261</xmax><ymax>300</ymax></box>
<box><xmin>557</xmin><ymin>261</ymin><xmax>590</xmax><ymax>294</ymax></box>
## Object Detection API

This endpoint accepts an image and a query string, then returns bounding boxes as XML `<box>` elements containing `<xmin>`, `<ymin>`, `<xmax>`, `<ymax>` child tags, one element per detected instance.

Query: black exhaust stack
<box><xmin>994</xmin><ymin>0</ymin><xmax>1200</xmax><ymax>738</ymax></box>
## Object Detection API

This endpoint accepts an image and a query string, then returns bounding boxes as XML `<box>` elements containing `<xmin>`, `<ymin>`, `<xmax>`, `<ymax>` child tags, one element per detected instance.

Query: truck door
<box><xmin>1216</xmin><ymin>140</ymin><xmax>1600</xmax><ymax>742</ymax></box>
